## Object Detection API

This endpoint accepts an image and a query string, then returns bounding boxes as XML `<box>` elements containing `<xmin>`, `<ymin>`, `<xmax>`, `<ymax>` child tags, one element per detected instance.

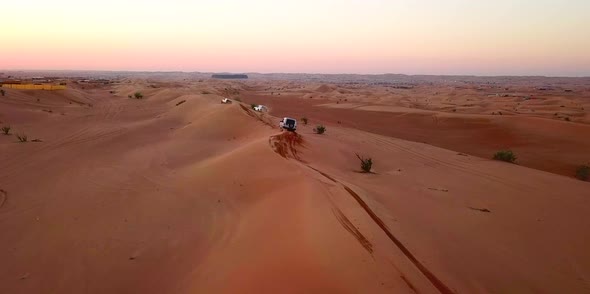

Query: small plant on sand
<box><xmin>314</xmin><ymin>125</ymin><xmax>326</xmax><ymax>134</ymax></box>
<box><xmin>1</xmin><ymin>125</ymin><xmax>10</xmax><ymax>135</ymax></box>
<box><xmin>16</xmin><ymin>134</ymin><xmax>28</xmax><ymax>142</ymax></box>
<box><xmin>134</xmin><ymin>92</ymin><xmax>143</xmax><ymax>99</ymax></box>
<box><xmin>493</xmin><ymin>150</ymin><xmax>517</xmax><ymax>163</ymax></box>
<box><xmin>576</xmin><ymin>165</ymin><xmax>590</xmax><ymax>181</ymax></box>
<box><xmin>356</xmin><ymin>153</ymin><xmax>373</xmax><ymax>173</ymax></box>
<box><xmin>301</xmin><ymin>117</ymin><xmax>308</xmax><ymax>125</ymax></box>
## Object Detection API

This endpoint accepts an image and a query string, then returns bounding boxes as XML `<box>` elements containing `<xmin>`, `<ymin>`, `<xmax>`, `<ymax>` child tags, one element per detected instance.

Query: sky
<box><xmin>1</xmin><ymin>0</ymin><xmax>589</xmax><ymax>76</ymax></box>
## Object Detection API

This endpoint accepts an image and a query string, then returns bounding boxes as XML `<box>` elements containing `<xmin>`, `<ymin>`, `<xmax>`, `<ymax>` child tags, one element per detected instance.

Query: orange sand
<box><xmin>1</xmin><ymin>76</ymin><xmax>589</xmax><ymax>293</ymax></box>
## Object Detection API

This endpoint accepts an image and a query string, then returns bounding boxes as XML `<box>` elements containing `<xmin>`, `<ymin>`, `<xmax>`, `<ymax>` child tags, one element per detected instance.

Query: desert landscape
<box><xmin>1</xmin><ymin>72</ymin><xmax>589</xmax><ymax>293</ymax></box>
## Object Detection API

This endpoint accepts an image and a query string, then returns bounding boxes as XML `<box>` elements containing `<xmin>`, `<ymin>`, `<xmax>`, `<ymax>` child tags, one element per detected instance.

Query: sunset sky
<box><xmin>1</xmin><ymin>0</ymin><xmax>589</xmax><ymax>76</ymax></box>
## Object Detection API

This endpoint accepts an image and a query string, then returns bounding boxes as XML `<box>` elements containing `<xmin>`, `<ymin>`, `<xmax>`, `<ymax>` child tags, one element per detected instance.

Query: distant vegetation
<box><xmin>134</xmin><ymin>92</ymin><xmax>143</xmax><ymax>99</ymax></box>
<box><xmin>1</xmin><ymin>125</ymin><xmax>10</xmax><ymax>135</ymax></box>
<box><xmin>314</xmin><ymin>125</ymin><xmax>326</xmax><ymax>134</ymax></box>
<box><xmin>493</xmin><ymin>150</ymin><xmax>517</xmax><ymax>163</ymax></box>
<box><xmin>211</xmin><ymin>74</ymin><xmax>248</xmax><ymax>79</ymax></box>
<box><xmin>356</xmin><ymin>154</ymin><xmax>373</xmax><ymax>173</ymax></box>
<box><xmin>16</xmin><ymin>134</ymin><xmax>28</xmax><ymax>143</ymax></box>
<box><xmin>576</xmin><ymin>165</ymin><xmax>590</xmax><ymax>181</ymax></box>
<box><xmin>301</xmin><ymin>117</ymin><xmax>308</xmax><ymax>125</ymax></box>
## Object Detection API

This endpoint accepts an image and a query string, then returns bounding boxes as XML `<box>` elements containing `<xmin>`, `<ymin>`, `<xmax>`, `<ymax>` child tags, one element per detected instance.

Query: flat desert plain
<box><xmin>1</xmin><ymin>74</ymin><xmax>589</xmax><ymax>294</ymax></box>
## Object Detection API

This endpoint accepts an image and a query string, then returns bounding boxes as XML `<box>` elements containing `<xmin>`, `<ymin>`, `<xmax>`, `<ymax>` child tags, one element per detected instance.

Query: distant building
<box><xmin>0</xmin><ymin>79</ymin><xmax>22</xmax><ymax>85</ymax></box>
<box><xmin>211</xmin><ymin>74</ymin><xmax>248</xmax><ymax>79</ymax></box>
<box><xmin>31</xmin><ymin>77</ymin><xmax>50</xmax><ymax>83</ymax></box>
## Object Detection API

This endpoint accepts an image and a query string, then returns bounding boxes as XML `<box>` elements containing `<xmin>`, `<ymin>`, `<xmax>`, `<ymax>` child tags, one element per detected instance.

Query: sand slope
<box><xmin>1</xmin><ymin>82</ymin><xmax>589</xmax><ymax>293</ymax></box>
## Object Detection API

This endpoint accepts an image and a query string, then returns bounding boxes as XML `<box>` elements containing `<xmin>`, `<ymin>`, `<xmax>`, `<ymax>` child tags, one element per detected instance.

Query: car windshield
<box><xmin>286</xmin><ymin>119</ymin><xmax>295</xmax><ymax>125</ymax></box>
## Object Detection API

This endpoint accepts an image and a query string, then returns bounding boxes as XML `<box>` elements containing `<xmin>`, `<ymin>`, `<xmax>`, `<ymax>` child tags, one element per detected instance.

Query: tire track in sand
<box><xmin>339</xmin><ymin>183</ymin><xmax>453</xmax><ymax>294</ymax></box>
<box><xmin>266</xmin><ymin>131</ymin><xmax>454</xmax><ymax>293</ymax></box>
<box><xmin>330</xmin><ymin>201</ymin><xmax>373</xmax><ymax>254</ymax></box>
<box><xmin>0</xmin><ymin>189</ymin><xmax>7</xmax><ymax>209</ymax></box>
<box><xmin>306</xmin><ymin>162</ymin><xmax>453</xmax><ymax>294</ymax></box>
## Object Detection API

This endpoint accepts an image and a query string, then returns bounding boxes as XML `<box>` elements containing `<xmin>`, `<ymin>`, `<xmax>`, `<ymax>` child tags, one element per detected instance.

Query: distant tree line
<box><xmin>211</xmin><ymin>74</ymin><xmax>248</xmax><ymax>79</ymax></box>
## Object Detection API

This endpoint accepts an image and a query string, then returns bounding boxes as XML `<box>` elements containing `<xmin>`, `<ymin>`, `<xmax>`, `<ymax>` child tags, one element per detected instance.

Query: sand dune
<box><xmin>1</xmin><ymin>77</ymin><xmax>589</xmax><ymax>293</ymax></box>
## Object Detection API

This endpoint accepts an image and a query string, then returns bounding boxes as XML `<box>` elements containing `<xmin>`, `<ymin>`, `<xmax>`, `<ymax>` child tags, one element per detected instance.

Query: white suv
<box><xmin>279</xmin><ymin>117</ymin><xmax>297</xmax><ymax>132</ymax></box>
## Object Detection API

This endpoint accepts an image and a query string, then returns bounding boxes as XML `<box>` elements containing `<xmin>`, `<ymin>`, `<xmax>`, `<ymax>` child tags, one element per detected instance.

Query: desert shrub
<box><xmin>1</xmin><ymin>125</ymin><xmax>10</xmax><ymax>135</ymax></box>
<box><xmin>134</xmin><ymin>92</ymin><xmax>143</xmax><ymax>99</ymax></box>
<box><xmin>128</xmin><ymin>95</ymin><xmax>132</xmax><ymax>98</ymax></box>
<box><xmin>202</xmin><ymin>91</ymin><xmax>211</xmax><ymax>95</ymax></box>
<box><xmin>565</xmin><ymin>117</ymin><xmax>571</xmax><ymax>121</ymax></box>
<box><xmin>356</xmin><ymin>153</ymin><xmax>373</xmax><ymax>173</ymax></box>
<box><xmin>576</xmin><ymin>165</ymin><xmax>590</xmax><ymax>181</ymax></box>
<box><xmin>314</xmin><ymin>125</ymin><xmax>326</xmax><ymax>134</ymax></box>
<box><xmin>493</xmin><ymin>150</ymin><xmax>516</xmax><ymax>163</ymax></box>
<box><xmin>251</xmin><ymin>104</ymin><xmax>257</xmax><ymax>110</ymax></box>
<box><xmin>16</xmin><ymin>134</ymin><xmax>28</xmax><ymax>142</ymax></box>
<box><xmin>0</xmin><ymin>89</ymin><xmax>5</xmax><ymax>96</ymax></box>
<box><xmin>301</xmin><ymin>117</ymin><xmax>308</xmax><ymax>125</ymax></box>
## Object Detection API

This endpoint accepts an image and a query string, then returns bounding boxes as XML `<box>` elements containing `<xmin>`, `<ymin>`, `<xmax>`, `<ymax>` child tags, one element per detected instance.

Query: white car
<box><xmin>221</xmin><ymin>98</ymin><xmax>232</xmax><ymax>104</ymax></box>
<box><xmin>253</xmin><ymin>105</ymin><xmax>267</xmax><ymax>112</ymax></box>
<box><xmin>279</xmin><ymin>117</ymin><xmax>297</xmax><ymax>132</ymax></box>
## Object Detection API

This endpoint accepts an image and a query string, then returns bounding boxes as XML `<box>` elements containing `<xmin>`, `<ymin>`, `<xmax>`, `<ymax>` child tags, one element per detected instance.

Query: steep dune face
<box><xmin>1</xmin><ymin>83</ymin><xmax>589</xmax><ymax>294</ymax></box>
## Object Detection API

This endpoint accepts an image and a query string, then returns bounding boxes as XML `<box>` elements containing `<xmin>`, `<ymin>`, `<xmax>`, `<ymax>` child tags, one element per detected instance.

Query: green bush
<box><xmin>493</xmin><ymin>150</ymin><xmax>517</xmax><ymax>163</ymax></box>
<box><xmin>314</xmin><ymin>125</ymin><xmax>326</xmax><ymax>134</ymax></box>
<box><xmin>301</xmin><ymin>117</ymin><xmax>308</xmax><ymax>125</ymax></box>
<box><xmin>134</xmin><ymin>92</ymin><xmax>143</xmax><ymax>99</ymax></box>
<box><xmin>356</xmin><ymin>153</ymin><xmax>373</xmax><ymax>173</ymax></box>
<box><xmin>576</xmin><ymin>165</ymin><xmax>590</xmax><ymax>181</ymax></box>
<box><xmin>1</xmin><ymin>125</ymin><xmax>10</xmax><ymax>135</ymax></box>
<box><xmin>16</xmin><ymin>134</ymin><xmax>28</xmax><ymax>142</ymax></box>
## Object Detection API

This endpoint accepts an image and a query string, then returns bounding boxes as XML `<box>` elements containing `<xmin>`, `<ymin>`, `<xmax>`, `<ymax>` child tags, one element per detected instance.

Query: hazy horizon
<box><xmin>2</xmin><ymin>69</ymin><xmax>590</xmax><ymax>79</ymax></box>
<box><xmin>2</xmin><ymin>0</ymin><xmax>589</xmax><ymax>76</ymax></box>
